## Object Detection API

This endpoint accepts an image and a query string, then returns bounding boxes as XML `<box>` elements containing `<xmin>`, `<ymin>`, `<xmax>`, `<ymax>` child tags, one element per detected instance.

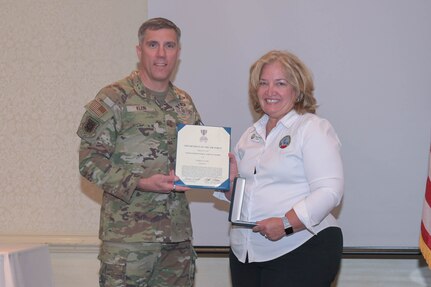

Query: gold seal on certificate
<box><xmin>175</xmin><ymin>124</ymin><xmax>231</xmax><ymax>190</ymax></box>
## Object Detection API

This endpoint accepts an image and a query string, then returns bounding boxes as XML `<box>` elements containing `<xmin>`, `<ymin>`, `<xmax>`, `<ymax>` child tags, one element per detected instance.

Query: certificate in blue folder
<box><xmin>175</xmin><ymin>124</ymin><xmax>231</xmax><ymax>190</ymax></box>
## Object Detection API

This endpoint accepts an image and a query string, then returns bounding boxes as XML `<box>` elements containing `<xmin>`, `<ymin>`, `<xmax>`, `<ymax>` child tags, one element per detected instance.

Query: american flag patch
<box><xmin>88</xmin><ymin>100</ymin><xmax>107</xmax><ymax>117</ymax></box>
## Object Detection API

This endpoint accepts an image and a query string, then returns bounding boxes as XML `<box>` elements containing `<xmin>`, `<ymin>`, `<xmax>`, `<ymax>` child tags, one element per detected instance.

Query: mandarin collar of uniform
<box><xmin>130</xmin><ymin>70</ymin><xmax>177</xmax><ymax>102</ymax></box>
<box><xmin>165</xmin><ymin>83</ymin><xmax>179</xmax><ymax>104</ymax></box>
<box><xmin>131</xmin><ymin>70</ymin><xmax>147</xmax><ymax>97</ymax></box>
<box><xmin>253</xmin><ymin>110</ymin><xmax>300</xmax><ymax>138</ymax></box>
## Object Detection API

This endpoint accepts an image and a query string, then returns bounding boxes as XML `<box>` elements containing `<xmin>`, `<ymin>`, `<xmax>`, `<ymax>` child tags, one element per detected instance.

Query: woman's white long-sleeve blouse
<box><xmin>218</xmin><ymin>110</ymin><xmax>344</xmax><ymax>263</ymax></box>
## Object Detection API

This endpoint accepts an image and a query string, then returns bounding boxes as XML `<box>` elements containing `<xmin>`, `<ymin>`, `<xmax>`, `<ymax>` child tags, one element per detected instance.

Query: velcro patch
<box><xmin>84</xmin><ymin>98</ymin><xmax>114</xmax><ymax>122</ymax></box>
<box><xmin>88</xmin><ymin>99</ymin><xmax>108</xmax><ymax>117</ymax></box>
<box><xmin>83</xmin><ymin>116</ymin><xmax>99</xmax><ymax>134</ymax></box>
<box><xmin>126</xmin><ymin>105</ymin><xmax>155</xmax><ymax>112</ymax></box>
<box><xmin>77</xmin><ymin>114</ymin><xmax>100</xmax><ymax>139</ymax></box>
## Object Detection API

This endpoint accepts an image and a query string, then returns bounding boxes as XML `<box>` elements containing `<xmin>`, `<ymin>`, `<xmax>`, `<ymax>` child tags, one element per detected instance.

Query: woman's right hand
<box><xmin>228</xmin><ymin>152</ymin><xmax>239</xmax><ymax>180</ymax></box>
<box><xmin>218</xmin><ymin>153</ymin><xmax>238</xmax><ymax>201</ymax></box>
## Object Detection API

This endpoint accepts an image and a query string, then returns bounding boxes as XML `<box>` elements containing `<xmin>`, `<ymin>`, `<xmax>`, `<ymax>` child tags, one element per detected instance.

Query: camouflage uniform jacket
<box><xmin>77</xmin><ymin>71</ymin><xmax>202</xmax><ymax>243</ymax></box>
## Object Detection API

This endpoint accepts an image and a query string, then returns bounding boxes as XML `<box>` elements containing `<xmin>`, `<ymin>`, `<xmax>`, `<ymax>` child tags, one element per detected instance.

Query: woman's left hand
<box><xmin>252</xmin><ymin>217</ymin><xmax>286</xmax><ymax>241</ymax></box>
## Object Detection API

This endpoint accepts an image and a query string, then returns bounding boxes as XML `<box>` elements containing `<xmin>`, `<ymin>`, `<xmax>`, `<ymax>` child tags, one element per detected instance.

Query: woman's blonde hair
<box><xmin>249</xmin><ymin>50</ymin><xmax>317</xmax><ymax>115</ymax></box>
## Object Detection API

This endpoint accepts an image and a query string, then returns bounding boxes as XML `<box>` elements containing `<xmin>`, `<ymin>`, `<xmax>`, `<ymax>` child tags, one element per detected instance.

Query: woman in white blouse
<box><xmin>216</xmin><ymin>50</ymin><xmax>344</xmax><ymax>287</ymax></box>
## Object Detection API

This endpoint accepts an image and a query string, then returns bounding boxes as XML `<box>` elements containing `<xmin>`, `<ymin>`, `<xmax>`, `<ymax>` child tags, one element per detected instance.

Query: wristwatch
<box><xmin>281</xmin><ymin>216</ymin><xmax>294</xmax><ymax>236</ymax></box>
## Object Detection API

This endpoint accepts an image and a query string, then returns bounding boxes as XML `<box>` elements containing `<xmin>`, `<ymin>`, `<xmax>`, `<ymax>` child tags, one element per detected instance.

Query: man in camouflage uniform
<box><xmin>76</xmin><ymin>18</ymin><xmax>201</xmax><ymax>287</ymax></box>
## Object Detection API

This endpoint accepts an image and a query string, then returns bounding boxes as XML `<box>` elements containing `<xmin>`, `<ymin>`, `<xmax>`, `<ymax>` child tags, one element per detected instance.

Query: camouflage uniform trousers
<box><xmin>98</xmin><ymin>241</ymin><xmax>197</xmax><ymax>287</ymax></box>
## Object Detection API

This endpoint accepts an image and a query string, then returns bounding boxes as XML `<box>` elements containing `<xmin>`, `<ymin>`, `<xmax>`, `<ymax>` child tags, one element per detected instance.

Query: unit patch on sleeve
<box><xmin>77</xmin><ymin>114</ymin><xmax>101</xmax><ymax>139</ymax></box>
<box><xmin>83</xmin><ymin>116</ymin><xmax>99</xmax><ymax>134</ymax></box>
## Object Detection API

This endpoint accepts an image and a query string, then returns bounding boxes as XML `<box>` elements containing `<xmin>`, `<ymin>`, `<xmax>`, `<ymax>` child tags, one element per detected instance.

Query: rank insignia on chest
<box><xmin>279</xmin><ymin>135</ymin><xmax>291</xmax><ymax>149</ymax></box>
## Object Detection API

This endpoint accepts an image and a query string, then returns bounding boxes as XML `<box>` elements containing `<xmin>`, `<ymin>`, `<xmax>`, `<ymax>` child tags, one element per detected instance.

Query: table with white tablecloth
<box><xmin>0</xmin><ymin>244</ymin><xmax>53</xmax><ymax>287</ymax></box>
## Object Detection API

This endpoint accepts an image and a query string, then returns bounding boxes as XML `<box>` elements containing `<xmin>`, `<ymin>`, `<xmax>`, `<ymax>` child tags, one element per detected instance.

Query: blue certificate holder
<box><xmin>175</xmin><ymin>124</ymin><xmax>231</xmax><ymax>190</ymax></box>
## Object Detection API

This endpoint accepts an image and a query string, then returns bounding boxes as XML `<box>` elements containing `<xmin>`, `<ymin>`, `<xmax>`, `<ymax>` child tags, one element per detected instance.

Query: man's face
<box><xmin>136</xmin><ymin>28</ymin><xmax>180</xmax><ymax>91</ymax></box>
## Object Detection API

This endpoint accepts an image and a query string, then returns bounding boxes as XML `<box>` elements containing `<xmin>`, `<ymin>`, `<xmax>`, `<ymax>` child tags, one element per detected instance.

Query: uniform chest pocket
<box><xmin>122</xmin><ymin>107</ymin><xmax>164</xmax><ymax>134</ymax></box>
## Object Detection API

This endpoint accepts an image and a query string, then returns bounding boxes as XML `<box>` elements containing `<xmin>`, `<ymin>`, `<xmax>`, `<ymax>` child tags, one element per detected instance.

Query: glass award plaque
<box><xmin>228</xmin><ymin>177</ymin><xmax>256</xmax><ymax>228</ymax></box>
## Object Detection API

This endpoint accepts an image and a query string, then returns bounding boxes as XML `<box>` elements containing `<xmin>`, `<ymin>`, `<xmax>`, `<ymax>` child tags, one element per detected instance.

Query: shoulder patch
<box><xmin>77</xmin><ymin>114</ymin><xmax>100</xmax><ymax>139</ymax></box>
<box><xmin>87</xmin><ymin>99</ymin><xmax>108</xmax><ymax>117</ymax></box>
<box><xmin>84</xmin><ymin>98</ymin><xmax>114</xmax><ymax>122</ymax></box>
<box><xmin>83</xmin><ymin>115</ymin><xmax>99</xmax><ymax>134</ymax></box>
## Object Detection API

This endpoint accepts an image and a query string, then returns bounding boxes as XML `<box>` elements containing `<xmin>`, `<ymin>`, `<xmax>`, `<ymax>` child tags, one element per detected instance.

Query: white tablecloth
<box><xmin>0</xmin><ymin>244</ymin><xmax>53</xmax><ymax>287</ymax></box>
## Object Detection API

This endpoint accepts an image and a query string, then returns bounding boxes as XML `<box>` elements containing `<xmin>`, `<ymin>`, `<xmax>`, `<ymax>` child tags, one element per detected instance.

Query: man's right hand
<box><xmin>137</xmin><ymin>170</ymin><xmax>190</xmax><ymax>193</ymax></box>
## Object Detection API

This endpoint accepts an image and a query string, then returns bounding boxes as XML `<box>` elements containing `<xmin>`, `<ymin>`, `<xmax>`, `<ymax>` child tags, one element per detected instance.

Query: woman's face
<box><xmin>257</xmin><ymin>61</ymin><xmax>297</xmax><ymax>122</ymax></box>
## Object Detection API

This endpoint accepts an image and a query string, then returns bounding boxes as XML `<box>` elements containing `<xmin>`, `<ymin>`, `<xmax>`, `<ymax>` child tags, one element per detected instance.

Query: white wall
<box><xmin>2</xmin><ymin>0</ymin><xmax>430</xmax><ymax>250</ymax></box>
<box><xmin>0</xmin><ymin>0</ymin><xmax>146</xmax><ymax>237</ymax></box>
<box><xmin>1</xmin><ymin>0</ymin><xmax>431</xmax><ymax>286</ymax></box>
<box><xmin>148</xmin><ymin>0</ymin><xmax>431</xmax><ymax>248</ymax></box>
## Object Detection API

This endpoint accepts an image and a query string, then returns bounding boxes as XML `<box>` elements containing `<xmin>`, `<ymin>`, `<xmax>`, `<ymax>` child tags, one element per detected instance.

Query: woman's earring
<box><xmin>296</xmin><ymin>92</ymin><xmax>304</xmax><ymax>103</ymax></box>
